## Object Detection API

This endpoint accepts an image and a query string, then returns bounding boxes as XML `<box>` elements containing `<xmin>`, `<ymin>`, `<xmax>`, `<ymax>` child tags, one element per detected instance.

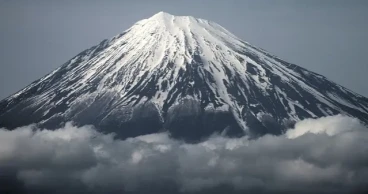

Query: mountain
<box><xmin>1</xmin><ymin>12</ymin><xmax>368</xmax><ymax>141</ymax></box>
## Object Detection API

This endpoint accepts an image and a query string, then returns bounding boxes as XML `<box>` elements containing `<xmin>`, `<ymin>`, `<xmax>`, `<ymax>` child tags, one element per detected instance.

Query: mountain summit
<box><xmin>1</xmin><ymin>12</ymin><xmax>368</xmax><ymax>141</ymax></box>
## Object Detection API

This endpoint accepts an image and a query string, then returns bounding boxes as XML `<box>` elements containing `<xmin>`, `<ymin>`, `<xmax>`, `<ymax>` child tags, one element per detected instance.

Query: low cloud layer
<box><xmin>1</xmin><ymin>115</ymin><xmax>368</xmax><ymax>194</ymax></box>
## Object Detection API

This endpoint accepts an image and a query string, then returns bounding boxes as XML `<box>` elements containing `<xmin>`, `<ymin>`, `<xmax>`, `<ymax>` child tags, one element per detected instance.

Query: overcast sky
<box><xmin>0</xmin><ymin>0</ymin><xmax>367</xmax><ymax>100</ymax></box>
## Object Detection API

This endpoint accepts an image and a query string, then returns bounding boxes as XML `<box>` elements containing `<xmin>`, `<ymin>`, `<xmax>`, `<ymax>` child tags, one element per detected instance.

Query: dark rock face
<box><xmin>1</xmin><ymin>13</ymin><xmax>368</xmax><ymax>142</ymax></box>
<box><xmin>165</xmin><ymin>98</ymin><xmax>243</xmax><ymax>142</ymax></box>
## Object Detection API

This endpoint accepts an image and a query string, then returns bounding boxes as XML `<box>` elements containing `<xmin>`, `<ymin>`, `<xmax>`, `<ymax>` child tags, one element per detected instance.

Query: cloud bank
<box><xmin>0</xmin><ymin>115</ymin><xmax>368</xmax><ymax>194</ymax></box>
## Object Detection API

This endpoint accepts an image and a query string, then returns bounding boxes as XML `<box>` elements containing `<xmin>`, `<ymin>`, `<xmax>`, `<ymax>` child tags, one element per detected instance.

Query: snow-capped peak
<box><xmin>128</xmin><ymin>11</ymin><xmax>244</xmax><ymax>54</ymax></box>
<box><xmin>1</xmin><ymin>12</ymin><xmax>367</xmax><ymax>141</ymax></box>
<box><xmin>150</xmin><ymin>11</ymin><xmax>175</xmax><ymax>19</ymax></box>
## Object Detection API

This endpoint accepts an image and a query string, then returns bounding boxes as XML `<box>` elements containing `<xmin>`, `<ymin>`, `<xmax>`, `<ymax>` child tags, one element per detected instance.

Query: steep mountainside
<box><xmin>1</xmin><ymin>12</ymin><xmax>368</xmax><ymax>141</ymax></box>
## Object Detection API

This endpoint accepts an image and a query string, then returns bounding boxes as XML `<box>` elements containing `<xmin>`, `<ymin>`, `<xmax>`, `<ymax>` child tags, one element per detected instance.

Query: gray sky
<box><xmin>0</xmin><ymin>0</ymin><xmax>367</xmax><ymax>100</ymax></box>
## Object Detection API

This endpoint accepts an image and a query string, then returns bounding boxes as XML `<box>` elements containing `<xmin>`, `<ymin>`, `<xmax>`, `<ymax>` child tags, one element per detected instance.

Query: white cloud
<box><xmin>286</xmin><ymin>114</ymin><xmax>365</xmax><ymax>138</ymax></box>
<box><xmin>0</xmin><ymin>115</ymin><xmax>368</xmax><ymax>194</ymax></box>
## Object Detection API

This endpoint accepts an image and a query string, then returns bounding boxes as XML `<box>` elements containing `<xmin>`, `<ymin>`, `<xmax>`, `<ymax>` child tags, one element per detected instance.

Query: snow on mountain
<box><xmin>1</xmin><ymin>12</ymin><xmax>367</xmax><ymax>141</ymax></box>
